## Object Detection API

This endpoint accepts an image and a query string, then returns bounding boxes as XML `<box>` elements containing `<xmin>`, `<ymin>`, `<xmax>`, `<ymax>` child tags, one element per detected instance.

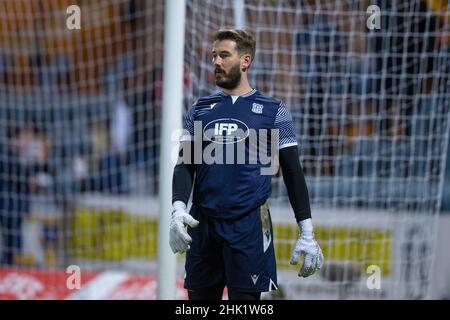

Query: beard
<box><xmin>215</xmin><ymin>63</ymin><xmax>241</xmax><ymax>89</ymax></box>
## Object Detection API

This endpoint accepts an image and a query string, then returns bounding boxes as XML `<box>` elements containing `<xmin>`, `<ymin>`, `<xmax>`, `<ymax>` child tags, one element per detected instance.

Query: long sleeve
<box><xmin>279</xmin><ymin>145</ymin><xmax>312</xmax><ymax>222</ymax></box>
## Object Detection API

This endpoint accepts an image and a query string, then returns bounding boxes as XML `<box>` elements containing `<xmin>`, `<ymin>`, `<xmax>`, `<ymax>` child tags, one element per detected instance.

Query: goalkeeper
<box><xmin>170</xmin><ymin>29</ymin><xmax>323</xmax><ymax>300</ymax></box>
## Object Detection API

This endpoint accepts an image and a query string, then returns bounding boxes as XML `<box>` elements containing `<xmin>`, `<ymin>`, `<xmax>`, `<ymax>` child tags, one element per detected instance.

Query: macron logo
<box><xmin>251</xmin><ymin>274</ymin><xmax>259</xmax><ymax>285</ymax></box>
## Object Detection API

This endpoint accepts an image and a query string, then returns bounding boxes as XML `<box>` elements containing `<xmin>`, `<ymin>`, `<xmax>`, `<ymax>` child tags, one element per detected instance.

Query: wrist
<box><xmin>298</xmin><ymin>218</ymin><xmax>314</xmax><ymax>239</ymax></box>
<box><xmin>172</xmin><ymin>201</ymin><xmax>187</xmax><ymax>214</ymax></box>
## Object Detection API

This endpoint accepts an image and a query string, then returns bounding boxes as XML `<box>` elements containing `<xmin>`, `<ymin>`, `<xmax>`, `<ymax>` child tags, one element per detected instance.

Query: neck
<box><xmin>222</xmin><ymin>76</ymin><xmax>253</xmax><ymax>96</ymax></box>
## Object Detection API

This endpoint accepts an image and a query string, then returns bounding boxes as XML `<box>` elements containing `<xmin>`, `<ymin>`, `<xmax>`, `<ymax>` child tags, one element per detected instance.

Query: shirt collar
<box><xmin>219</xmin><ymin>88</ymin><xmax>257</xmax><ymax>97</ymax></box>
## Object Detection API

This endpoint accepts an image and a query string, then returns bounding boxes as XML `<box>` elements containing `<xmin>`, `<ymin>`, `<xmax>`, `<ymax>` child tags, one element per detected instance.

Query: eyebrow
<box><xmin>211</xmin><ymin>50</ymin><xmax>232</xmax><ymax>55</ymax></box>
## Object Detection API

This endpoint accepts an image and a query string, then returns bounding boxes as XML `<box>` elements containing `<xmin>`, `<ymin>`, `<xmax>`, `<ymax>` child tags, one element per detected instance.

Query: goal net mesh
<box><xmin>185</xmin><ymin>0</ymin><xmax>450</xmax><ymax>299</ymax></box>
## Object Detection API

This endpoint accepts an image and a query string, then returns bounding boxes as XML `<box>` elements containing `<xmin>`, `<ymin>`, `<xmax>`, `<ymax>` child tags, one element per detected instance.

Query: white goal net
<box><xmin>185</xmin><ymin>0</ymin><xmax>450</xmax><ymax>299</ymax></box>
<box><xmin>186</xmin><ymin>1</ymin><xmax>450</xmax><ymax>299</ymax></box>
<box><xmin>0</xmin><ymin>0</ymin><xmax>449</xmax><ymax>299</ymax></box>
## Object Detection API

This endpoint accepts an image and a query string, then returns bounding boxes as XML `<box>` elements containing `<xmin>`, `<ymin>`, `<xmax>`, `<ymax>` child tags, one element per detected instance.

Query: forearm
<box><xmin>172</xmin><ymin>163</ymin><xmax>195</xmax><ymax>205</ymax></box>
<box><xmin>172</xmin><ymin>141</ymin><xmax>196</xmax><ymax>205</ymax></box>
<box><xmin>279</xmin><ymin>146</ymin><xmax>312</xmax><ymax>223</ymax></box>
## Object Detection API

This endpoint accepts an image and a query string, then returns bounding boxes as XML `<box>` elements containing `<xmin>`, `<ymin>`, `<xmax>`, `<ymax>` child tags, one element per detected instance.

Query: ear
<box><xmin>241</xmin><ymin>53</ymin><xmax>252</xmax><ymax>72</ymax></box>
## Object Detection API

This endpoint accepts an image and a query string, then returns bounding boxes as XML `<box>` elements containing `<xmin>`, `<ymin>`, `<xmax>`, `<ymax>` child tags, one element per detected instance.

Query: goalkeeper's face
<box><xmin>212</xmin><ymin>40</ymin><xmax>243</xmax><ymax>90</ymax></box>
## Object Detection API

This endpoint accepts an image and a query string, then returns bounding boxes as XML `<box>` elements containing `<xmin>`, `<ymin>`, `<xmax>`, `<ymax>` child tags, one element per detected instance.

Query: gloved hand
<box><xmin>290</xmin><ymin>218</ymin><xmax>324</xmax><ymax>277</ymax></box>
<box><xmin>169</xmin><ymin>201</ymin><xmax>199</xmax><ymax>253</ymax></box>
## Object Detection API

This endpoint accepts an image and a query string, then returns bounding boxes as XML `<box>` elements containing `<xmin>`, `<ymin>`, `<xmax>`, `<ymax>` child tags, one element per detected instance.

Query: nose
<box><xmin>213</xmin><ymin>56</ymin><xmax>222</xmax><ymax>68</ymax></box>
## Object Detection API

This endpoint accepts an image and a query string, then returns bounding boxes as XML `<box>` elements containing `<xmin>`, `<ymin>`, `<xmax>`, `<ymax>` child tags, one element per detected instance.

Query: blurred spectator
<box><xmin>90</xmin><ymin>120</ymin><xmax>109</xmax><ymax>162</ymax></box>
<box><xmin>372</xmin><ymin>0</ymin><xmax>440</xmax><ymax>136</ymax></box>
<box><xmin>296</xmin><ymin>12</ymin><xmax>342</xmax><ymax>176</ymax></box>
<box><xmin>0</xmin><ymin>124</ymin><xmax>50</xmax><ymax>265</ymax></box>
<box><xmin>97</xmin><ymin>95</ymin><xmax>132</xmax><ymax>194</ymax></box>
<box><xmin>97</xmin><ymin>148</ymin><xmax>126</xmax><ymax>194</ymax></box>
<box><xmin>85</xmin><ymin>95</ymin><xmax>132</xmax><ymax>195</ymax></box>
<box><xmin>79</xmin><ymin>121</ymin><xmax>106</xmax><ymax>193</ymax></box>
<box><xmin>110</xmin><ymin>96</ymin><xmax>133</xmax><ymax>157</ymax></box>
<box><xmin>0</xmin><ymin>54</ymin><xmax>12</xmax><ymax>87</ymax></box>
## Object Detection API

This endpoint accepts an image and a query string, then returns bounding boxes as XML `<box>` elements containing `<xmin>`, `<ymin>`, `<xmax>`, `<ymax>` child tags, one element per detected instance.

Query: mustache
<box><xmin>215</xmin><ymin>68</ymin><xmax>225</xmax><ymax>74</ymax></box>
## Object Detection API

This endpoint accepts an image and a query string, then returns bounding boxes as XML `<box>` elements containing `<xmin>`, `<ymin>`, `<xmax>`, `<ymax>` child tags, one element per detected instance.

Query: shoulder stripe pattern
<box><xmin>274</xmin><ymin>102</ymin><xmax>298</xmax><ymax>149</ymax></box>
<box><xmin>181</xmin><ymin>104</ymin><xmax>196</xmax><ymax>141</ymax></box>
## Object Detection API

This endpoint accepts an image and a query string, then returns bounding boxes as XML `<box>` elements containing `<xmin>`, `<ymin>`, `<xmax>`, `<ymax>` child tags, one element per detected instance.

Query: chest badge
<box><xmin>252</xmin><ymin>103</ymin><xmax>263</xmax><ymax>114</ymax></box>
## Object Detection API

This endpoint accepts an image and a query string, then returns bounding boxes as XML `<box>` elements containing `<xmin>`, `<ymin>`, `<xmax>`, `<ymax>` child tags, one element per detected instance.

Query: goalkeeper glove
<box><xmin>290</xmin><ymin>218</ymin><xmax>324</xmax><ymax>277</ymax></box>
<box><xmin>169</xmin><ymin>201</ymin><xmax>199</xmax><ymax>254</ymax></box>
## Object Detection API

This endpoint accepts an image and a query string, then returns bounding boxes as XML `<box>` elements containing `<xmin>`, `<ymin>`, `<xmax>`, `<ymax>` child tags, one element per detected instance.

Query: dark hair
<box><xmin>213</xmin><ymin>29</ymin><xmax>256</xmax><ymax>63</ymax></box>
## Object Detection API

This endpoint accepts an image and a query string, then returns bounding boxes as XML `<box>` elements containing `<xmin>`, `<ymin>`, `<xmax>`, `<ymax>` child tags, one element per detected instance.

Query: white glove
<box><xmin>290</xmin><ymin>218</ymin><xmax>324</xmax><ymax>277</ymax></box>
<box><xmin>169</xmin><ymin>201</ymin><xmax>199</xmax><ymax>254</ymax></box>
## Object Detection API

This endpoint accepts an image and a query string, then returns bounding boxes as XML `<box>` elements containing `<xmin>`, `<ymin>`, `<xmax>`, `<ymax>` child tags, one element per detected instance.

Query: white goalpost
<box><xmin>157</xmin><ymin>0</ymin><xmax>186</xmax><ymax>300</ymax></box>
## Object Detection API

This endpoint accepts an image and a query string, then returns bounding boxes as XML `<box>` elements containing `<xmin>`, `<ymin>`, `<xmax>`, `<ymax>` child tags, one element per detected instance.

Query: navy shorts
<box><xmin>184</xmin><ymin>201</ymin><xmax>278</xmax><ymax>293</ymax></box>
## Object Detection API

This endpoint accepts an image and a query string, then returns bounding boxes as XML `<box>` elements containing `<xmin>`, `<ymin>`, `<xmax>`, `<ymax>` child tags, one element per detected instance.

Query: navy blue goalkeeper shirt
<box><xmin>180</xmin><ymin>89</ymin><xmax>298</xmax><ymax>219</ymax></box>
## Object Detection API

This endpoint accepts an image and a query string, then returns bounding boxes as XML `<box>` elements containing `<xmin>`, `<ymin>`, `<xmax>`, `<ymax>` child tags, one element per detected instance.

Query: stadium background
<box><xmin>0</xmin><ymin>0</ymin><xmax>449</xmax><ymax>299</ymax></box>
